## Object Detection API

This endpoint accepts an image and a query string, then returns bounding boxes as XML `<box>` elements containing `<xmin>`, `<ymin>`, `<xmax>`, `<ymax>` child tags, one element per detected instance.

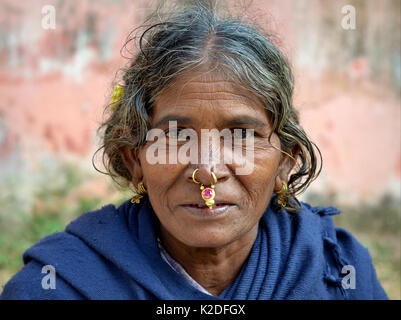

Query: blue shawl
<box><xmin>1</xmin><ymin>195</ymin><xmax>388</xmax><ymax>300</ymax></box>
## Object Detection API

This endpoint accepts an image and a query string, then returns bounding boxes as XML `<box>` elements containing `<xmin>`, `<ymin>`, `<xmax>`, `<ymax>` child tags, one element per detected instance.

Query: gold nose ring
<box><xmin>192</xmin><ymin>168</ymin><xmax>217</xmax><ymax>209</ymax></box>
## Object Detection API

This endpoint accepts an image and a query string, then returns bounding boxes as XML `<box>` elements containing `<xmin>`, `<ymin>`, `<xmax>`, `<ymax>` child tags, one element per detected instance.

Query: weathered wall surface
<box><xmin>0</xmin><ymin>0</ymin><xmax>400</xmax><ymax>205</ymax></box>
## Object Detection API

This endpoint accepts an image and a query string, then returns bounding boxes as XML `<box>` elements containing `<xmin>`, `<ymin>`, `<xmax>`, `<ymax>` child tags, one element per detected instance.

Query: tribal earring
<box><xmin>192</xmin><ymin>168</ymin><xmax>217</xmax><ymax>209</ymax></box>
<box><xmin>131</xmin><ymin>181</ymin><xmax>147</xmax><ymax>204</ymax></box>
<box><xmin>276</xmin><ymin>181</ymin><xmax>288</xmax><ymax>208</ymax></box>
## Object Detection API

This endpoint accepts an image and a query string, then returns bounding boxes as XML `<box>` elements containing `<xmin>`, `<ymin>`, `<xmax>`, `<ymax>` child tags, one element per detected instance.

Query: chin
<box><xmin>180</xmin><ymin>232</ymin><xmax>234</xmax><ymax>248</ymax></box>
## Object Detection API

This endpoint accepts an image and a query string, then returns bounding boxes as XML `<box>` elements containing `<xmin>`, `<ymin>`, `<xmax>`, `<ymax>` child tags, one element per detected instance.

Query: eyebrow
<box><xmin>223</xmin><ymin>116</ymin><xmax>267</xmax><ymax>129</ymax></box>
<box><xmin>153</xmin><ymin>115</ymin><xmax>192</xmax><ymax>128</ymax></box>
<box><xmin>152</xmin><ymin>114</ymin><xmax>267</xmax><ymax>129</ymax></box>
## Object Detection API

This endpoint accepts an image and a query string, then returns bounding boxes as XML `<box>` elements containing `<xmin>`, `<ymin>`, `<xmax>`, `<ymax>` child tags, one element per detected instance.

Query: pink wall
<box><xmin>0</xmin><ymin>0</ymin><xmax>400</xmax><ymax>204</ymax></box>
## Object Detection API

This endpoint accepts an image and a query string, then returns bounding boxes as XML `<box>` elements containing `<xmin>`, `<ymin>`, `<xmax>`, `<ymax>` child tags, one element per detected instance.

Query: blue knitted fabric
<box><xmin>1</xmin><ymin>195</ymin><xmax>388</xmax><ymax>300</ymax></box>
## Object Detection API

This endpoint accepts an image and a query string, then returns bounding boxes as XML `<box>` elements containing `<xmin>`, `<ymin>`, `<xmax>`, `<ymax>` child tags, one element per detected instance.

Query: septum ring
<box><xmin>192</xmin><ymin>168</ymin><xmax>217</xmax><ymax>185</ymax></box>
<box><xmin>192</xmin><ymin>168</ymin><xmax>217</xmax><ymax>209</ymax></box>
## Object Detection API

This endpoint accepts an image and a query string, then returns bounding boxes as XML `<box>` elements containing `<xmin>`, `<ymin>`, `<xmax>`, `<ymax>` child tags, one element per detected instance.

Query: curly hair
<box><xmin>93</xmin><ymin>0</ymin><xmax>322</xmax><ymax>212</ymax></box>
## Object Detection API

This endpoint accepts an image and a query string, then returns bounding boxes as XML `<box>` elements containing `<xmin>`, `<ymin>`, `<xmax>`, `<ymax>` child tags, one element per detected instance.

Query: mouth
<box><xmin>179</xmin><ymin>201</ymin><xmax>237</xmax><ymax>217</ymax></box>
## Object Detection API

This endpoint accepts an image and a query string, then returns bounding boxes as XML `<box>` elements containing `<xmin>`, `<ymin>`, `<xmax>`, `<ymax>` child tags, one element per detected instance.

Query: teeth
<box><xmin>191</xmin><ymin>203</ymin><xmax>231</xmax><ymax>208</ymax></box>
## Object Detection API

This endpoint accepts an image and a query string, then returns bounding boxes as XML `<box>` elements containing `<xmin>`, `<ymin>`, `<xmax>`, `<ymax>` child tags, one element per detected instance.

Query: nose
<box><xmin>185</xmin><ymin>128</ymin><xmax>231</xmax><ymax>185</ymax></box>
<box><xmin>187</xmin><ymin>164</ymin><xmax>229</xmax><ymax>186</ymax></box>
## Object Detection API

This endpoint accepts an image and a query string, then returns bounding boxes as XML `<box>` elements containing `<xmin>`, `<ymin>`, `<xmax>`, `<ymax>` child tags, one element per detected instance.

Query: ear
<box><xmin>274</xmin><ymin>145</ymin><xmax>301</xmax><ymax>193</ymax></box>
<box><xmin>120</xmin><ymin>147</ymin><xmax>143</xmax><ymax>186</ymax></box>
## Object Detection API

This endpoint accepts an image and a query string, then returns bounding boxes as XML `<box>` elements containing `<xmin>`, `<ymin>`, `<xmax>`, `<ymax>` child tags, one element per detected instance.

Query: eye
<box><xmin>165</xmin><ymin>128</ymin><xmax>190</xmax><ymax>141</ymax></box>
<box><xmin>165</xmin><ymin>128</ymin><xmax>181</xmax><ymax>137</ymax></box>
<box><xmin>232</xmin><ymin>128</ymin><xmax>254</xmax><ymax>139</ymax></box>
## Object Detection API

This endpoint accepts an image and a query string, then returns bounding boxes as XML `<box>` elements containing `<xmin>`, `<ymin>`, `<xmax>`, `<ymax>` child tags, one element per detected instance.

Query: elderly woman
<box><xmin>1</xmin><ymin>3</ymin><xmax>387</xmax><ymax>300</ymax></box>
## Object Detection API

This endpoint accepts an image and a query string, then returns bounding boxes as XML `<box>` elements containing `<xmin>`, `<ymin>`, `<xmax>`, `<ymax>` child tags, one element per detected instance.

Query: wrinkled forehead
<box><xmin>158</xmin><ymin>68</ymin><xmax>261</xmax><ymax>102</ymax></box>
<box><xmin>151</xmin><ymin>69</ymin><xmax>269</xmax><ymax>124</ymax></box>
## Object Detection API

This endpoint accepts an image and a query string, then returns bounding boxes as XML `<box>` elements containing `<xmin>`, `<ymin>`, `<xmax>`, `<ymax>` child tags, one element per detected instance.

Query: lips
<box><xmin>179</xmin><ymin>200</ymin><xmax>237</xmax><ymax>217</ymax></box>
<box><xmin>180</xmin><ymin>200</ymin><xmax>236</xmax><ymax>208</ymax></box>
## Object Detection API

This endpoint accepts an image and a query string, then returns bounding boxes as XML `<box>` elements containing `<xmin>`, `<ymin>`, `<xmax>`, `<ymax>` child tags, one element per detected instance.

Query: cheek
<box><xmin>142</xmin><ymin>164</ymin><xmax>178</xmax><ymax>193</ymax></box>
<box><xmin>237</xmin><ymin>143</ymin><xmax>281</xmax><ymax>205</ymax></box>
<box><xmin>139</xmin><ymin>163</ymin><xmax>182</xmax><ymax>224</ymax></box>
<box><xmin>238</xmin><ymin>161</ymin><xmax>277</xmax><ymax>207</ymax></box>
<box><xmin>138</xmin><ymin>147</ymin><xmax>180</xmax><ymax>201</ymax></box>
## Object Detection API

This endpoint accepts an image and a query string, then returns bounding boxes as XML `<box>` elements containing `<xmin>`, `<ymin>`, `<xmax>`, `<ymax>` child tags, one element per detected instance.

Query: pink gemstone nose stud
<box><xmin>192</xmin><ymin>168</ymin><xmax>217</xmax><ymax>209</ymax></box>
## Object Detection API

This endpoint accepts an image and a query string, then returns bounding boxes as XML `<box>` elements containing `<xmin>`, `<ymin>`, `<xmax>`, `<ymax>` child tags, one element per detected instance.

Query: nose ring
<box><xmin>192</xmin><ymin>168</ymin><xmax>217</xmax><ymax>209</ymax></box>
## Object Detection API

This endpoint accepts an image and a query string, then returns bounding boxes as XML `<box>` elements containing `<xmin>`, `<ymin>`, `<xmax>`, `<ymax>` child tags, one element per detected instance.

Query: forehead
<box><xmin>151</xmin><ymin>70</ymin><xmax>269</xmax><ymax>124</ymax></box>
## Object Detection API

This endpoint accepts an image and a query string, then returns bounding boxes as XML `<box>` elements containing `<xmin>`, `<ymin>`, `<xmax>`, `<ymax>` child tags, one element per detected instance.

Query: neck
<box><xmin>159</xmin><ymin>224</ymin><xmax>259</xmax><ymax>296</ymax></box>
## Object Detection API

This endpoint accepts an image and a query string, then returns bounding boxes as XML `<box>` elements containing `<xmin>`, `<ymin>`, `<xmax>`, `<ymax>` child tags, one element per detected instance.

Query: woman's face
<box><xmin>126</xmin><ymin>70</ymin><xmax>293</xmax><ymax>248</ymax></box>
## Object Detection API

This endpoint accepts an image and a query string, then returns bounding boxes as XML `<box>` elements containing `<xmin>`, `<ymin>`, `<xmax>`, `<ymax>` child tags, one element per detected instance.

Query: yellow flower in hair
<box><xmin>110</xmin><ymin>84</ymin><xmax>125</xmax><ymax>112</ymax></box>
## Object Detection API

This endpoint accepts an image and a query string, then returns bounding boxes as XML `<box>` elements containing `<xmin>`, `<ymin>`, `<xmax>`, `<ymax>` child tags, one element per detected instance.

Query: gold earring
<box><xmin>276</xmin><ymin>181</ymin><xmax>288</xmax><ymax>208</ymax></box>
<box><xmin>131</xmin><ymin>181</ymin><xmax>147</xmax><ymax>204</ymax></box>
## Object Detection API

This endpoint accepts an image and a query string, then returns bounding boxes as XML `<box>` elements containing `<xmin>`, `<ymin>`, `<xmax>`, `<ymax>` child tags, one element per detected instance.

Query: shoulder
<box><xmin>329</xmin><ymin>227</ymin><xmax>388</xmax><ymax>299</ymax></box>
<box><xmin>0</xmin><ymin>203</ymin><xmax>128</xmax><ymax>300</ymax></box>
<box><xmin>298</xmin><ymin>200</ymin><xmax>388</xmax><ymax>299</ymax></box>
<box><xmin>1</xmin><ymin>258</ymin><xmax>84</xmax><ymax>300</ymax></box>
<box><xmin>0</xmin><ymin>231</ymin><xmax>87</xmax><ymax>299</ymax></box>
<box><xmin>65</xmin><ymin>203</ymin><xmax>120</xmax><ymax>233</ymax></box>
<box><xmin>21</xmin><ymin>202</ymin><xmax>121</xmax><ymax>267</ymax></box>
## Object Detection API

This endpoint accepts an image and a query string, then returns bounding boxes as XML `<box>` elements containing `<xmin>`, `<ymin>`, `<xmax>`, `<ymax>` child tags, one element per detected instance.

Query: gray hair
<box><xmin>94</xmin><ymin>0</ymin><xmax>322</xmax><ymax>212</ymax></box>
